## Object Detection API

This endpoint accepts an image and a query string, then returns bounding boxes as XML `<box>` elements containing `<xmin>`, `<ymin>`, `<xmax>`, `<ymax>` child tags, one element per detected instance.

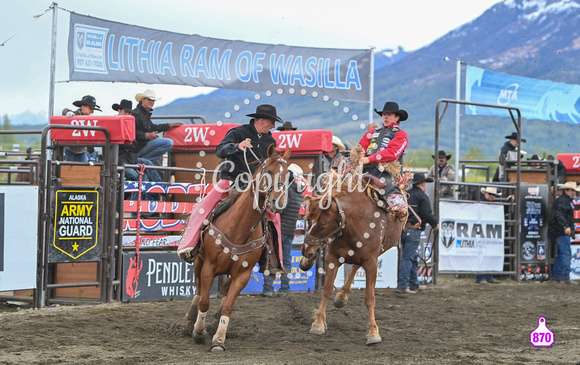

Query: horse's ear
<box><xmin>282</xmin><ymin>148</ymin><xmax>291</xmax><ymax>161</ymax></box>
<box><xmin>267</xmin><ymin>144</ymin><xmax>276</xmax><ymax>157</ymax></box>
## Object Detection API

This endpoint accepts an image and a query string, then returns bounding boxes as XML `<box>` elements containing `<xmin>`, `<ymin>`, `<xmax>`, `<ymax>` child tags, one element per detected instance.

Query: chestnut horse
<box><xmin>299</xmin><ymin>174</ymin><xmax>408</xmax><ymax>345</ymax></box>
<box><xmin>185</xmin><ymin>145</ymin><xmax>291</xmax><ymax>351</ymax></box>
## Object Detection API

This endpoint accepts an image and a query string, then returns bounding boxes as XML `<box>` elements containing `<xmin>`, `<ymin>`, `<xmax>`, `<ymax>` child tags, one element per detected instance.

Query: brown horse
<box><xmin>299</xmin><ymin>174</ymin><xmax>408</xmax><ymax>345</ymax></box>
<box><xmin>185</xmin><ymin>145</ymin><xmax>291</xmax><ymax>351</ymax></box>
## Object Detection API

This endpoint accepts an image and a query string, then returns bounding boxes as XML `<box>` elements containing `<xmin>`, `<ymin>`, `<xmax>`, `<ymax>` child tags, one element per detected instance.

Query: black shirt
<box><xmin>406</xmin><ymin>185</ymin><xmax>438</xmax><ymax>230</ymax></box>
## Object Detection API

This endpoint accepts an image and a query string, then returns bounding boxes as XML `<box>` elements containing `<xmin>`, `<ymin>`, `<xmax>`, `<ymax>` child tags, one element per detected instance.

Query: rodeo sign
<box><xmin>49</xmin><ymin>187</ymin><xmax>102</xmax><ymax>263</ymax></box>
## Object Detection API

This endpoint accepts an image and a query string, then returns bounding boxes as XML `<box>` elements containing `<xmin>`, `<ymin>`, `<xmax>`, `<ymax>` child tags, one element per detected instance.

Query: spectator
<box><xmin>114</xmin><ymin>99</ymin><xmax>162</xmax><ymax>204</ymax></box>
<box><xmin>131</xmin><ymin>89</ymin><xmax>183</xmax><ymax>166</ymax></box>
<box><xmin>262</xmin><ymin>163</ymin><xmax>307</xmax><ymax>298</ymax></box>
<box><xmin>324</xmin><ymin>135</ymin><xmax>347</xmax><ymax>171</ymax></box>
<box><xmin>493</xmin><ymin>132</ymin><xmax>526</xmax><ymax>182</ymax></box>
<box><xmin>548</xmin><ymin>181</ymin><xmax>579</xmax><ymax>285</ymax></box>
<box><xmin>474</xmin><ymin>186</ymin><xmax>502</xmax><ymax>284</ymax></box>
<box><xmin>276</xmin><ymin>121</ymin><xmax>297</xmax><ymax>131</ymax></box>
<box><xmin>61</xmin><ymin>95</ymin><xmax>101</xmax><ymax>162</ymax></box>
<box><xmin>428</xmin><ymin>150</ymin><xmax>456</xmax><ymax>198</ymax></box>
<box><xmin>395</xmin><ymin>172</ymin><xmax>439</xmax><ymax>294</ymax></box>
<box><xmin>547</xmin><ymin>154</ymin><xmax>567</xmax><ymax>184</ymax></box>
<box><xmin>529</xmin><ymin>154</ymin><xmax>542</xmax><ymax>169</ymax></box>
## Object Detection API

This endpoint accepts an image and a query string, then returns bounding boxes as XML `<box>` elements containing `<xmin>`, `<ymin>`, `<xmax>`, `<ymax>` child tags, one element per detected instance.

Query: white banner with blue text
<box><xmin>438</xmin><ymin>201</ymin><xmax>505</xmax><ymax>272</ymax></box>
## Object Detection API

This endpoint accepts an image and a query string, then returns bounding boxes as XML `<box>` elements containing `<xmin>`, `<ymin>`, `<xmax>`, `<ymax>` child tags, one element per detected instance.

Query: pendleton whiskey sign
<box><xmin>49</xmin><ymin>187</ymin><xmax>102</xmax><ymax>263</ymax></box>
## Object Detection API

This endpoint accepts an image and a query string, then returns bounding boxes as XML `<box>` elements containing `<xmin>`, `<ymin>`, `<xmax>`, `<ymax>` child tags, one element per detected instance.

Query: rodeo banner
<box><xmin>519</xmin><ymin>184</ymin><xmax>549</xmax><ymax>263</ymax></box>
<box><xmin>48</xmin><ymin>187</ymin><xmax>102</xmax><ymax>263</ymax></box>
<box><xmin>68</xmin><ymin>13</ymin><xmax>371</xmax><ymax>102</ymax></box>
<box><xmin>465</xmin><ymin>65</ymin><xmax>580</xmax><ymax>124</ymax></box>
<box><xmin>438</xmin><ymin>201</ymin><xmax>505</xmax><ymax>272</ymax></box>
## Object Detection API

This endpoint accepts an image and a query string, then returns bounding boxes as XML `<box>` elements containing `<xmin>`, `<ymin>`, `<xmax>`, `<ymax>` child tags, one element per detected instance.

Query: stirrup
<box><xmin>177</xmin><ymin>246</ymin><xmax>199</xmax><ymax>263</ymax></box>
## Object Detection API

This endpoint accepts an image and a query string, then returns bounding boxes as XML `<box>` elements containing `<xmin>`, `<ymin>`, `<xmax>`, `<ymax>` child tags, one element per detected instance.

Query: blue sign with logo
<box><xmin>465</xmin><ymin>66</ymin><xmax>580</xmax><ymax>124</ymax></box>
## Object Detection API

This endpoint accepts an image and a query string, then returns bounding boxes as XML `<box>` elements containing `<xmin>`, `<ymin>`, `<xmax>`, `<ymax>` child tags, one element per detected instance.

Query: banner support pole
<box><xmin>368</xmin><ymin>47</ymin><xmax>375</xmax><ymax>126</ymax></box>
<box><xmin>48</xmin><ymin>2</ymin><xmax>58</xmax><ymax>118</ymax></box>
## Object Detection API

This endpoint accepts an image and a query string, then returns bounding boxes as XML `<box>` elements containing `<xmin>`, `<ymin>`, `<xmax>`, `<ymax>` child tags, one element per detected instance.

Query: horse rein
<box><xmin>304</xmin><ymin>197</ymin><xmax>346</xmax><ymax>250</ymax></box>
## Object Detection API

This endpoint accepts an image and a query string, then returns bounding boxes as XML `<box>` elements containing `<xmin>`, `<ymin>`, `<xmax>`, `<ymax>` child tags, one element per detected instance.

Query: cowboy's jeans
<box><xmin>553</xmin><ymin>235</ymin><xmax>572</xmax><ymax>280</ymax></box>
<box><xmin>397</xmin><ymin>228</ymin><xmax>421</xmax><ymax>291</ymax></box>
<box><xmin>136</xmin><ymin>138</ymin><xmax>174</xmax><ymax>164</ymax></box>
<box><xmin>263</xmin><ymin>234</ymin><xmax>293</xmax><ymax>293</ymax></box>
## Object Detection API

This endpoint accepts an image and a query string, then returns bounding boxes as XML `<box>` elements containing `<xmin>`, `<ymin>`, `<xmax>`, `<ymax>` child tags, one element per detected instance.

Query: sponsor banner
<box><xmin>165</xmin><ymin>123</ymin><xmax>240</xmax><ymax>150</ymax></box>
<box><xmin>123</xmin><ymin>181</ymin><xmax>212</xmax><ymax>195</ymax></box>
<box><xmin>0</xmin><ymin>187</ymin><xmax>38</xmax><ymax>291</ymax></box>
<box><xmin>439</xmin><ymin>201</ymin><xmax>504</xmax><ymax>272</ymax></box>
<box><xmin>272</xmin><ymin>130</ymin><xmax>333</xmax><ymax>155</ymax></box>
<box><xmin>571</xmin><ymin>245</ymin><xmax>580</xmax><ymax>280</ymax></box>
<box><xmin>50</xmin><ymin>116</ymin><xmax>135</xmax><ymax>144</ymax></box>
<box><xmin>465</xmin><ymin>65</ymin><xmax>580</xmax><ymax>123</ymax></box>
<box><xmin>241</xmin><ymin>249</ymin><xmax>316</xmax><ymax>293</ymax></box>
<box><xmin>334</xmin><ymin>247</ymin><xmax>398</xmax><ymax>289</ymax></box>
<box><xmin>520</xmin><ymin>184</ymin><xmax>549</xmax><ymax>263</ymax></box>
<box><xmin>123</xmin><ymin>219</ymin><xmax>186</xmax><ymax>232</ymax></box>
<box><xmin>122</xmin><ymin>235</ymin><xmax>181</xmax><ymax>248</ymax></box>
<box><xmin>123</xmin><ymin>251</ymin><xmax>195</xmax><ymax>302</ymax></box>
<box><xmin>49</xmin><ymin>187</ymin><xmax>102</xmax><ymax>263</ymax></box>
<box><xmin>69</xmin><ymin>14</ymin><xmax>371</xmax><ymax>102</ymax></box>
<box><xmin>123</xmin><ymin>200</ymin><xmax>196</xmax><ymax>214</ymax></box>
<box><xmin>123</xmin><ymin>250</ymin><xmax>315</xmax><ymax>301</ymax></box>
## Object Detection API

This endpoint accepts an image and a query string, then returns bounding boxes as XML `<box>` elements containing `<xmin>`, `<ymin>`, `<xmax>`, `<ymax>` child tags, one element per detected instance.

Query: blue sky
<box><xmin>0</xmin><ymin>0</ymin><xmax>501</xmax><ymax>120</ymax></box>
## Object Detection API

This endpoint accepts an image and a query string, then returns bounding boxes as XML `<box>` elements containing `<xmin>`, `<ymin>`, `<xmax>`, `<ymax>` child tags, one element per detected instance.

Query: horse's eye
<box><xmin>318</xmin><ymin>226</ymin><xmax>325</xmax><ymax>231</ymax></box>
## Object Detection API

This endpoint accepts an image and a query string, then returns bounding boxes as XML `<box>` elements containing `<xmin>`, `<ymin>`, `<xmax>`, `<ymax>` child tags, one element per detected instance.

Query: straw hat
<box><xmin>481</xmin><ymin>187</ymin><xmax>502</xmax><ymax>196</ymax></box>
<box><xmin>558</xmin><ymin>181</ymin><xmax>580</xmax><ymax>191</ymax></box>
<box><xmin>135</xmin><ymin>89</ymin><xmax>160</xmax><ymax>102</ymax></box>
<box><xmin>288</xmin><ymin>163</ymin><xmax>303</xmax><ymax>178</ymax></box>
<box><xmin>332</xmin><ymin>136</ymin><xmax>346</xmax><ymax>152</ymax></box>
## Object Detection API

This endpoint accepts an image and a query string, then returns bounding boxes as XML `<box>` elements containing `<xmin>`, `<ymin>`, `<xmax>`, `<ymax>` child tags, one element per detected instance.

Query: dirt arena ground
<box><xmin>1</xmin><ymin>276</ymin><xmax>579</xmax><ymax>365</ymax></box>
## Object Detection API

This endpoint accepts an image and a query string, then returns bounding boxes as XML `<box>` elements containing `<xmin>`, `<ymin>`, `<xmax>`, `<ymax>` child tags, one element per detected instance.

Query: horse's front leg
<box><xmin>334</xmin><ymin>264</ymin><xmax>360</xmax><ymax>308</ymax></box>
<box><xmin>311</xmin><ymin>255</ymin><xmax>340</xmax><ymax>335</ymax></box>
<box><xmin>363</xmin><ymin>261</ymin><xmax>381</xmax><ymax>345</ymax></box>
<box><xmin>191</xmin><ymin>261</ymin><xmax>216</xmax><ymax>344</ymax></box>
<box><xmin>210</xmin><ymin>266</ymin><xmax>253</xmax><ymax>352</ymax></box>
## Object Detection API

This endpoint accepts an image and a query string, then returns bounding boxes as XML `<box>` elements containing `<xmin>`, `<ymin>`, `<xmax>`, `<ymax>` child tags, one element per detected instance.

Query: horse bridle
<box><xmin>304</xmin><ymin>197</ymin><xmax>346</xmax><ymax>250</ymax></box>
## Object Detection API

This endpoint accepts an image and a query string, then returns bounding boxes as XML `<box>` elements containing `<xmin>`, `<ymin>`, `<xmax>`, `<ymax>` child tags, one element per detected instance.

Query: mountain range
<box><xmin>8</xmin><ymin>0</ymin><xmax>580</xmax><ymax>161</ymax></box>
<box><xmin>154</xmin><ymin>0</ymin><xmax>580</xmax><ymax>161</ymax></box>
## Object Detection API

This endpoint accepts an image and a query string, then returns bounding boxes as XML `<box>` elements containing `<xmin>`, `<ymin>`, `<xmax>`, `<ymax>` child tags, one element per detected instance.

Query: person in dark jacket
<box><xmin>216</xmin><ymin>104</ymin><xmax>283</xmax><ymax>190</ymax></box>
<box><xmin>493</xmin><ymin>132</ymin><xmax>526</xmax><ymax>182</ymax></box>
<box><xmin>262</xmin><ymin>164</ymin><xmax>306</xmax><ymax>297</ymax></box>
<box><xmin>550</xmin><ymin>181</ymin><xmax>579</xmax><ymax>285</ymax></box>
<box><xmin>131</xmin><ymin>89</ymin><xmax>182</xmax><ymax>165</ymax></box>
<box><xmin>62</xmin><ymin>95</ymin><xmax>101</xmax><ymax>162</ymax></box>
<box><xmin>396</xmin><ymin>172</ymin><xmax>439</xmax><ymax>294</ymax></box>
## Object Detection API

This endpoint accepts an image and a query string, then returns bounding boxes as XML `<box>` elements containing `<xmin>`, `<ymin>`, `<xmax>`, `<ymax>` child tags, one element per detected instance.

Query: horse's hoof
<box><xmin>333</xmin><ymin>299</ymin><xmax>346</xmax><ymax>308</ymax></box>
<box><xmin>193</xmin><ymin>330</ymin><xmax>207</xmax><ymax>344</ymax></box>
<box><xmin>210</xmin><ymin>339</ymin><xmax>226</xmax><ymax>352</ymax></box>
<box><xmin>366</xmin><ymin>334</ymin><xmax>382</xmax><ymax>345</ymax></box>
<box><xmin>309</xmin><ymin>324</ymin><xmax>326</xmax><ymax>335</ymax></box>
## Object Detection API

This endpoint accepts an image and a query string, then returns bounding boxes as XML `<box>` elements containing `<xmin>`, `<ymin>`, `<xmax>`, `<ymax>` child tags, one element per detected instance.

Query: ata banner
<box><xmin>465</xmin><ymin>65</ymin><xmax>580</xmax><ymax>124</ymax></box>
<box><xmin>438</xmin><ymin>201</ymin><xmax>505</xmax><ymax>272</ymax></box>
<box><xmin>69</xmin><ymin>13</ymin><xmax>371</xmax><ymax>102</ymax></box>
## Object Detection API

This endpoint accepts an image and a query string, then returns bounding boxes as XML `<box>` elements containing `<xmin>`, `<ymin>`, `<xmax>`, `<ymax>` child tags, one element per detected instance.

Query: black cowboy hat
<box><xmin>432</xmin><ymin>150</ymin><xmax>452</xmax><ymax>160</ymax></box>
<box><xmin>373</xmin><ymin>101</ymin><xmax>408</xmax><ymax>121</ymax></box>
<box><xmin>505</xmin><ymin>132</ymin><xmax>526</xmax><ymax>143</ymax></box>
<box><xmin>246</xmin><ymin>104</ymin><xmax>283</xmax><ymax>123</ymax></box>
<box><xmin>277</xmin><ymin>121</ymin><xmax>297</xmax><ymax>131</ymax></box>
<box><xmin>412</xmin><ymin>172</ymin><xmax>434</xmax><ymax>185</ymax></box>
<box><xmin>112</xmin><ymin>99</ymin><xmax>133</xmax><ymax>113</ymax></box>
<box><xmin>73</xmin><ymin>95</ymin><xmax>101</xmax><ymax>111</ymax></box>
